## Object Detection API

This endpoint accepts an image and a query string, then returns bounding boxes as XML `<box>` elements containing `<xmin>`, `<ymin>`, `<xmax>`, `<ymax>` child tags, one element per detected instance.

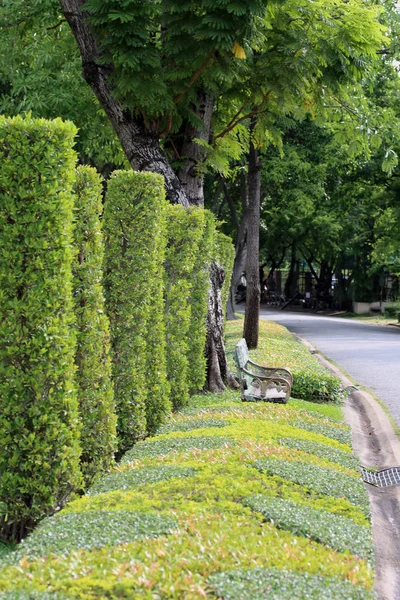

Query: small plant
<box><xmin>384</xmin><ymin>301</ymin><xmax>400</xmax><ymax>321</ymax></box>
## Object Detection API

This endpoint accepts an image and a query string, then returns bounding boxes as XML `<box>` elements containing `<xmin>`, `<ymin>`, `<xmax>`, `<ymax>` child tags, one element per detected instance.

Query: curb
<box><xmin>295</xmin><ymin>334</ymin><xmax>400</xmax><ymax>600</ymax></box>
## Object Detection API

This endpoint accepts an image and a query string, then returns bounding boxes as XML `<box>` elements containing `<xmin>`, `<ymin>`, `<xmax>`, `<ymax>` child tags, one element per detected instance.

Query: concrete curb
<box><xmin>295</xmin><ymin>334</ymin><xmax>400</xmax><ymax>600</ymax></box>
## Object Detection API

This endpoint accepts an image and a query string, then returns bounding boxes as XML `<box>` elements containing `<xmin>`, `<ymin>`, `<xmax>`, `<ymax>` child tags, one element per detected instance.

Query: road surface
<box><xmin>259</xmin><ymin>308</ymin><xmax>400</xmax><ymax>428</ymax></box>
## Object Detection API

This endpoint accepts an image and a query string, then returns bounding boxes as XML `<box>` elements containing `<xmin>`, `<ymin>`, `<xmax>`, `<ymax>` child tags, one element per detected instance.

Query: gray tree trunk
<box><xmin>243</xmin><ymin>131</ymin><xmax>261</xmax><ymax>349</ymax></box>
<box><xmin>177</xmin><ymin>90</ymin><xmax>214</xmax><ymax>207</ymax></box>
<box><xmin>206</xmin><ymin>262</ymin><xmax>239</xmax><ymax>392</ymax></box>
<box><xmin>226</xmin><ymin>170</ymin><xmax>249</xmax><ymax>320</ymax></box>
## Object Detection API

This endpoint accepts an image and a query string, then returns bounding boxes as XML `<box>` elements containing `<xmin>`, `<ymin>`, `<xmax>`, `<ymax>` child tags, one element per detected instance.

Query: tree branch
<box><xmin>174</xmin><ymin>48</ymin><xmax>216</xmax><ymax>105</ymax></box>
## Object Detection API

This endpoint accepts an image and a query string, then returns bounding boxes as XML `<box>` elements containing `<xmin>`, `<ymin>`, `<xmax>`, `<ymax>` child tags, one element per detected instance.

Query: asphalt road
<box><xmin>259</xmin><ymin>308</ymin><xmax>400</xmax><ymax>428</ymax></box>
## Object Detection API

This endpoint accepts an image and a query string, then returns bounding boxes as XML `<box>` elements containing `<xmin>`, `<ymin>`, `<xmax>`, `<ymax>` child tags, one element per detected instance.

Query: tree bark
<box><xmin>226</xmin><ymin>170</ymin><xmax>249</xmax><ymax>320</ymax></box>
<box><xmin>205</xmin><ymin>262</ymin><xmax>239</xmax><ymax>392</ymax></box>
<box><xmin>177</xmin><ymin>90</ymin><xmax>214</xmax><ymax>207</ymax></box>
<box><xmin>243</xmin><ymin>129</ymin><xmax>261</xmax><ymax>348</ymax></box>
<box><xmin>59</xmin><ymin>0</ymin><xmax>188</xmax><ymax>206</ymax></box>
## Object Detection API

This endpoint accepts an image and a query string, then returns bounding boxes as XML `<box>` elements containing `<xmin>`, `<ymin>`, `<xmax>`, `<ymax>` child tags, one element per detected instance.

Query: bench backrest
<box><xmin>235</xmin><ymin>338</ymin><xmax>249</xmax><ymax>369</ymax></box>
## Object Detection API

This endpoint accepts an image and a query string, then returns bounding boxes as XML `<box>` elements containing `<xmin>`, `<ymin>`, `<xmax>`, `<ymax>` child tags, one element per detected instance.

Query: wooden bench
<box><xmin>234</xmin><ymin>338</ymin><xmax>293</xmax><ymax>403</ymax></box>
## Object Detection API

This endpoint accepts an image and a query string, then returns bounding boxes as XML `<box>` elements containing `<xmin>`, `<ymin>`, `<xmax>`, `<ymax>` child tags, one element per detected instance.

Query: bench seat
<box><xmin>234</xmin><ymin>338</ymin><xmax>293</xmax><ymax>403</ymax></box>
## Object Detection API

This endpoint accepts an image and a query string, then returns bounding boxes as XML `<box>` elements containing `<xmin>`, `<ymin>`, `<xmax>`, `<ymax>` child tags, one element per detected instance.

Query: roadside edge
<box><xmin>295</xmin><ymin>334</ymin><xmax>400</xmax><ymax>600</ymax></box>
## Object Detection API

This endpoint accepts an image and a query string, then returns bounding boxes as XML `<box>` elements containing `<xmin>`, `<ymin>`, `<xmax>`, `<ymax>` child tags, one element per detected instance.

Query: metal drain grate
<box><xmin>361</xmin><ymin>466</ymin><xmax>400</xmax><ymax>487</ymax></box>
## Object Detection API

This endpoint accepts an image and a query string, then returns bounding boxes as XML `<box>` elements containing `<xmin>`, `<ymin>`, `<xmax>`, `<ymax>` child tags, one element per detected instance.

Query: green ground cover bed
<box><xmin>0</xmin><ymin>320</ymin><xmax>374</xmax><ymax>599</ymax></box>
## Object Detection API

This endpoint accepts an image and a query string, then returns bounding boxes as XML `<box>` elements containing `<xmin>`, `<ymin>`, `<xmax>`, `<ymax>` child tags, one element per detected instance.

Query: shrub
<box><xmin>0</xmin><ymin>115</ymin><xmax>82</xmax><ymax>542</ymax></box>
<box><xmin>164</xmin><ymin>205</ymin><xmax>206</xmax><ymax>409</ymax></box>
<box><xmin>215</xmin><ymin>231</ymin><xmax>235</xmax><ymax>321</ymax></box>
<box><xmin>11</xmin><ymin>511</ymin><xmax>178</xmax><ymax>560</ymax></box>
<box><xmin>103</xmin><ymin>171</ymin><xmax>170</xmax><ymax>449</ymax></box>
<box><xmin>88</xmin><ymin>466</ymin><xmax>198</xmax><ymax>496</ymax></box>
<box><xmin>157</xmin><ymin>418</ymin><xmax>228</xmax><ymax>434</ymax></box>
<box><xmin>208</xmin><ymin>568</ymin><xmax>374</xmax><ymax>600</ymax></box>
<box><xmin>121</xmin><ymin>435</ymin><xmax>234</xmax><ymax>463</ymax></box>
<box><xmin>186</xmin><ymin>210</ymin><xmax>216</xmax><ymax>393</ymax></box>
<box><xmin>290</xmin><ymin>421</ymin><xmax>352</xmax><ymax>446</ymax></box>
<box><xmin>245</xmin><ymin>495</ymin><xmax>373</xmax><ymax>559</ymax></box>
<box><xmin>384</xmin><ymin>301</ymin><xmax>400</xmax><ymax>320</ymax></box>
<box><xmin>72</xmin><ymin>166</ymin><xmax>117</xmax><ymax>485</ymax></box>
<box><xmin>278</xmin><ymin>438</ymin><xmax>359</xmax><ymax>471</ymax></box>
<box><xmin>253</xmin><ymin>458</ymin><xmax>370</xmax><ymax>514</ymax></box>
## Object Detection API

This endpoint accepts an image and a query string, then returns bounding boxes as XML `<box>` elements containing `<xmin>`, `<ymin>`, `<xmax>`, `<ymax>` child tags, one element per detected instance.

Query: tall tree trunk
<box><xmin>59</xmin><ymin>0</ymin><xmax>188</xmax><ymax>206</ymax></box>
<box><xmin>243</xmin><ymin>130</ymin><xmax>261</xmax><ymax>348</ymax></box>
<box><xmin>177</xmin><ymin>90</ymin><xmax>214</xmax><ymax>207</ymax></box>
<box><xmin>226</xmin><ymin>170</ymin><xmax>248</xmax><ymax>320</ymax></box>
<box><xmin>206</xmin><ymin>262</ymin><xmax>239</xmax><ymax>392</ymax></box>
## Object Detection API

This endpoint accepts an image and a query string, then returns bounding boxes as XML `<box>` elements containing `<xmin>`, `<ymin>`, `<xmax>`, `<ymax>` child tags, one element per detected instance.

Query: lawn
<box><xmin>0</xmin><ymin>320</ymin><xmax>374</xmax><ymax>599</ymax></box>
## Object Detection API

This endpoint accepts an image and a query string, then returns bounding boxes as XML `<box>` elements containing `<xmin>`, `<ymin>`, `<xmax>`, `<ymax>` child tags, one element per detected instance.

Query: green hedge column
<box><xmin>164</xmin><ymin>206</ymin><xmax>205</xmax><ymax>409</ymax></box>
<box><xmin>73</xmin><ymin>166</ymin><xmax>117</xmax><ymax>485</ymax></box>
<box><xmin>0</xmin><ymin>116</ymin><xmax>82</xmax><ymax>542</ymax></box>
<box><xmin>104</xmin><ymin>171</ymin><xmax>170</xmax><ymax>450</ymax></box>
<box><xmin>215</xmin><ymin>232</ymin><xmax>235</xmax><ymax>325</ymax></box>
<box><xmin>187</xmin><ymin>210</ymin><xmax>216</xmax><ymax>394</ymax></box>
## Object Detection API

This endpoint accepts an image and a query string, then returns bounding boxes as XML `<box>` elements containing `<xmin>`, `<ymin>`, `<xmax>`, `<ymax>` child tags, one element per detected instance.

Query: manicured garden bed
<box><xmin>0</xmin><ymin>320</ymin><xmax>374</xmax><ymax>599</ymax></box>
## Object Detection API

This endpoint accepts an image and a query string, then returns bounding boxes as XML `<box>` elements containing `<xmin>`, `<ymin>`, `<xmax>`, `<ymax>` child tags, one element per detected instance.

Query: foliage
<box><xmin>10</xmin><ymin>511</ymin><xmax>178</xmax><ymax>560</ymax></box>
<box><xmin>0</xmin><ymin>319</ymin><xmax>374</xmax><ymax>597</ymax></box>
<box><xmin>103</xmin><ymin>170</ymin><xmax>170</xmax><ymax>448</ymax></box>
<box><xmin>208</xmin><ymin>568</ymin><xmax>374</xmax><ymax>600</ymax></box>
<box><xmin>82</xmin><ymin>0</ymin><xmax>266</xmax><ymax>122</ymax></box>
<box><xmin>72</xmin><ymin>166</ymin><xmax>116</xmax><ymax>485</ymax></box>
<box><xmin>279</xmin><ymin>438</ymin><xmax>359</xmax><ymax>471</ymax></box>
<box><xmin>0</xmin><ymin>115</ymin><xmax>82</xmax><ymax>542</ymax></box>
<box><xmin>186</xmin><ymin>210</ymin><xmax>216</xmax><ymax>394</ymax></box>
<box><xmin>164</xmin><ymin>206</ymin><xmax>207</xmax><ymax>408</ymax></box>
<box><xmin>245</xmin><ymin>495</ymin><xmax>373</xmax><ymax>559</ymax></box>
<box><xmin>215</xmin><ymin>231</ymin><xmax>235</xmax><ymax>320</ymax></box>
<box><xmin>157</xmin><ymin>418</ymin><xmax>228</xmax><ymax>435</ymax></box>
<box><xmin>384</xmin><ymin>302</ymin><xmax>400</xmax><ymax>320</ymax></box>
<box><xmin>253</xmin><ymin>459</ymin><xmax>369</xmax><ymax>515</ymax></box>
<box><xmin>290</xmin><ymin>421</ymin><xmax>352</xmax><ymax>446</ymax></box>
<box><xmin>0</xmin><ymin>1</ymin><xmax>126</xmax><ymax>172</ymax></box>
<box><xmin>0</xmin><ymin>593</ymin><xmax>69</xmax><ymax>600</ymax></box>
<box><xmin>225</xmin><ymin>319</ymin><xmax>342</xmax><ymax>403</ymax></box>
<box><xmin>121</xmin><ymin>436</ymin><xmax>234</xmax><ymax>464</ymax></box>
<box><xmin>88</xmin><ymin>466</ymin><xmax>198</xmax><ymax>496</ymax></box>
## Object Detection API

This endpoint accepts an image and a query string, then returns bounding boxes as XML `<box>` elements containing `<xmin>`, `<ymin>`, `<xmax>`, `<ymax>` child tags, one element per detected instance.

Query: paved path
<box><xmin>259</xmin><ymin>308</ymin><xmax>400</xmax><ymax>428</ymax></box>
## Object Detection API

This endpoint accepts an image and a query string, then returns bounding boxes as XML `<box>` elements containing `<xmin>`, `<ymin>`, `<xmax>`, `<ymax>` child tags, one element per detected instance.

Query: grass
<box><xmin>333</xmin><ymin>312</ymin><xmax>398</xmax><ymax>326</ymax></box>
<box><xmin>0</xmin><ymin>320</ymin><xmax>374</xmax><ymax>599</ymax></box>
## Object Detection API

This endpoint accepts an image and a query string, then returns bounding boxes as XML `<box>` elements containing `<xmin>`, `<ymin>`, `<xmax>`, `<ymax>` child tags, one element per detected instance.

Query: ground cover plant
<box><xmin>0</xmin><ymin>320</ymin><xmax>374</xmax><ymax>599</ymax></box>
<box><xmin>225</xmin><ymin>318</ymin><xmax>342</xmax><ymax>403</ymax></box>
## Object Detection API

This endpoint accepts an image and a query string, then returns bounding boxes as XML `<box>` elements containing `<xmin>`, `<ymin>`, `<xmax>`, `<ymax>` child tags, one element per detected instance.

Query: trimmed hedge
<box><xmin>103</xmin><ymin>171</ymin><xmax>170</xmax><ymax>449</ymax></box>
<box><xmin>0</xmin><ymin>116</ymin><xmax>82</xmax><ymax>542</ymax></box>
<box><xmin>215</xmin><ymin>231</ymin><xmax>235</xmax><ymax>322</ymax></box>
<box><xmin>164</xmin><ymin>205</ymin><xmax>206</xmax><ymax>409</ymax></box>
<box><xmin>72</xmin><ymin>166</ymin><xmax>116</xmax><ymax>485</ymax></box>
<box><xmin>186</xmin><ymin>210</ymin><xmax>216</xmax><ymax>394</ymax></box>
